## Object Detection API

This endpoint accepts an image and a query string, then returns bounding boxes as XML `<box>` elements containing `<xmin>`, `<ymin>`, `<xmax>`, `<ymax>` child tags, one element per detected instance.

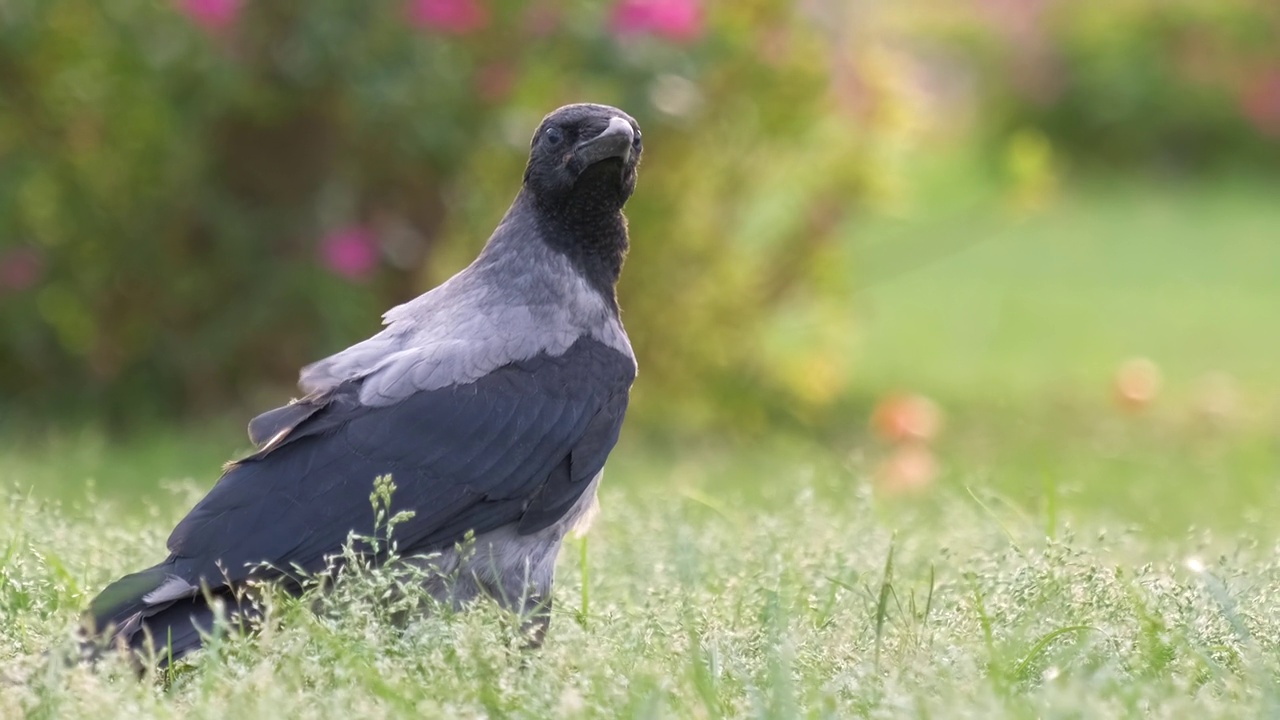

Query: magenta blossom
<box><xmin>177</xmin><ymin>0</ymin><xmax>241</xmax><ymax>33</ymax></box>
<box><xmin>320</xmin><ymin>226</ymin><xmax>380</xmax><ymax>282</ymax></box>
<box><xmin>610</xmin><ymin>0</ymin><xmax>704</xmax><ymax>43</ymax></box>
<box><xmin>406</xmin><ymin>0</ymin><xmax>489</xmax><ymax>34</ymax></box>
<box><xmin>0</xmin><ymin>247</ymin><xmax>44</xmax><ymax>293</ymax></box>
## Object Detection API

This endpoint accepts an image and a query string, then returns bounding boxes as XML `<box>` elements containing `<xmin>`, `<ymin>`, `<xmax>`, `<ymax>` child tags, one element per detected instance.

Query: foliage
<box><xmin>945</xmin><ymin>0</ymin><xmax>1280</xmax><ymax>173</ymax></box>
<box><xmin>0</xmin><ymin>0</ymin><xmax>891</xmax><ymax>428</ymax></box>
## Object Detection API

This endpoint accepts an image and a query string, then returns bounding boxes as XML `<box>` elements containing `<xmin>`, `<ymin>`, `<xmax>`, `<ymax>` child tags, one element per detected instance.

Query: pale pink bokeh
<box><xmin>1241</xmin><ymin>69</ymin><xmax>1280</xmax><ymax>138</ymax></box>
<box><xmin>406</xmin><ymin>0</ymin><xmax>490</xmax><ymax>34</ymax></box>
<box><xmin>176</xmin><ymin>0</ymin><xmax>241</xmax><ymax>33</ymax></box>
<box><xmin>523</xmin><ymin>3</ymin><xmax>561</xmax><ymax>37</ymax></box>
<box><xmin>0</xmin><ymin>247</ymin><xmax>44</xmax><ymax>293</ymax></box>
<box><xmin>972</xmin><ymin>0</ymin><xmax>1062</xmax><ymax>105</ymax></box>
<box><xmin>476</xmin><ymin>63</ymin><xmax>515</xmax><ymax>102</ymax></box>
<box><xmin>610</xmin><ymin>0</ymin><xmax>704</xmax><ymax>44</ymax></box>
<box><xmin>320</xmin><ymin>227</ymin><xmax>380</xmax><ymax>282</ymax></box>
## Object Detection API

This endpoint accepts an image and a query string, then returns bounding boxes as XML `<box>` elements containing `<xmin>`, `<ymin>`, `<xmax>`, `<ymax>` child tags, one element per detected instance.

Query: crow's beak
<box><xmin>574</xmin><ymin>117</ymin><xmax>636</xmax><ymax>168</ymax></box>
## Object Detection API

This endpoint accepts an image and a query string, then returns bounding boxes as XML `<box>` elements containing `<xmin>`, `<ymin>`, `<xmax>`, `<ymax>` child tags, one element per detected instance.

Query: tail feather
<box><xmin>82</xmin><ymin>565</ymin><xmax>254</xmax><ymax>667</ymax></box>
<box><xmin>122</xmin><ymin>592</ymin><xmax>255</xmax><ymax>665</ymax></box>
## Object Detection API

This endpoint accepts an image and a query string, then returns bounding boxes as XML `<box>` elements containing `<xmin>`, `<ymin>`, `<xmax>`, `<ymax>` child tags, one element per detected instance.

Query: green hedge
<box><xmin>0</xmin><ymin>0</ymin><xmax>890</xmax><ymax>430</ymax></box>
<box><xmin>954</xmin><ymin>0</ymin><xmax>1280</xmax><ymax>173</ymax></box>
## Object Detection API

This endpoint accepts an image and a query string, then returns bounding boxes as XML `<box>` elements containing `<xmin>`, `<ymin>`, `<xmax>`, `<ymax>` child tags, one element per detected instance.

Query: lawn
<box><xmin>3</xmin><ymin>177</ymin><xmax>1279</xmax><ymax>717</ymax></box>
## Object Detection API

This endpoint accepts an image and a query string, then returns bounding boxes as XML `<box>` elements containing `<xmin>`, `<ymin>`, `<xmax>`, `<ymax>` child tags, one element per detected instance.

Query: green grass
<box><xmin>3</xmin><ymin>176</ymin><xmax>1280</xmax><ymax>717</ymax></box>
<box><xmin>5</xmin><ymin>459</ymin><xmax>1280</xmax><ymax>717</ymax></box>
<box><xmin>846</xmin><ymin>174</ymin><xmax>1280</xmax><ymax>538</ymax></box>
<box><xmin>853</xmin><ymin>176</ymin><xmax>1280</xmax><ymax>402</ymax></box>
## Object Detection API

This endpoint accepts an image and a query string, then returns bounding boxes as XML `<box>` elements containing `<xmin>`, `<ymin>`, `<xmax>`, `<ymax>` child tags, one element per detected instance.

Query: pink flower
<box><xmin>610</xmin><ymin>0</ymin><xmax>704</xmax><ymax>43</ymax></box>
<box><xmin>406</xmin><ymin>0</ymin><xmax>489</xmax><ymax>35</ymax></box>
<box><xmin>0</xmin><ymin>247</ymin><xmax>44</xmax><ymax>293</ymax></box>
<box><xmin>1241</xmin><ymin>69</ymin><xmax>1280</xmax><ymax>138</ymax></box>
<box><xmin>319</xmin><ymin>227</ymin><xmax>379</xmax><ymax>282</ymax></box>
<box><xmin>176</xmin><ymin>0</ymin><xmax>241</xmax><ymax>33</ymax></box>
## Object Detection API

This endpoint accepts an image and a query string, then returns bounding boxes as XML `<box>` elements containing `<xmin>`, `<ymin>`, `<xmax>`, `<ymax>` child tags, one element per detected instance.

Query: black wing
<box><xmin>164</xmin><ymin>336</ymin><xmax>634</xmax><ymax>586</ymax></box>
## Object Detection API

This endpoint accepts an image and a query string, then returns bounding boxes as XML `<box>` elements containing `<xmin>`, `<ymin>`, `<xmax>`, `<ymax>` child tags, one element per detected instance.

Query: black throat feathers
<box><xmin>527</xmin><ymin>186</ymin><xmax>631</xmax><ymax>310</ymax></box>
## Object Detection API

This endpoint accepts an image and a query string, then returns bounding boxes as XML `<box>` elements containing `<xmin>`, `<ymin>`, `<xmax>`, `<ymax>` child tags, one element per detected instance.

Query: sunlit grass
<box><xmin>5</xmin><ymin>460</ymin><xmax>1280</xmax><ymax>718</ymax></box>
<box><xmin>853</xmin><ymin>176</ymin><xmax>1280</xmax><ymax>403</ymax></box>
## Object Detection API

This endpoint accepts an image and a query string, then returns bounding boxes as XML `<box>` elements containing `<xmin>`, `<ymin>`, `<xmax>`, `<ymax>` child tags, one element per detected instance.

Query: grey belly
<box><xmin>406</xmin><ymin>472</ymin><xmax>601</xmax><ymax>614</ymax></box>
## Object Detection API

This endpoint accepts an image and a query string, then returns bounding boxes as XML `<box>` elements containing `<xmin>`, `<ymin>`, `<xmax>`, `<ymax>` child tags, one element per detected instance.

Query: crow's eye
<box><xmin>544</xmin><ymin>127</ymin><xmax>564</xmax><ymax>146</ymax></box>
<box><xmin>632</xmin><ymin>131</ymin><xmax>642</xmax><ymax>150</ymax></box>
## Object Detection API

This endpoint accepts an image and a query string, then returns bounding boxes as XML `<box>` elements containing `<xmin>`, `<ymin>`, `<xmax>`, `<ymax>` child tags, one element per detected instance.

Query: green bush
<box><xmin>0</xmin><ymin>0</ymin><xmax>894</xmax><ymax>430</ymax></box>
<box><xmin>944</xmin><ymin>0</ymin><xmax>1280</xmax><ymax>173</ymax></box>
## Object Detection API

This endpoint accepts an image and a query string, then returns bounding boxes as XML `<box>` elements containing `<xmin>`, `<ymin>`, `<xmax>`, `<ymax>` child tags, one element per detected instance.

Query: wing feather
<box><xmin>163</xmin><ymin>336</ymin><xmax>633</xmax><ymax>588</ymax></box>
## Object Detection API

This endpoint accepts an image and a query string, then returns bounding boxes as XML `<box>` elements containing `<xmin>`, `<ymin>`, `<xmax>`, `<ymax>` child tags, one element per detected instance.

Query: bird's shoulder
<box><xmin>246</xmin><ymin>330</ymin><xmax>634</xmax><ymax>460</ymax></box>
<box><xmin>299</xmin><ymin>240</ymin><xmax>633</xmax><ymax>407</ymax></box>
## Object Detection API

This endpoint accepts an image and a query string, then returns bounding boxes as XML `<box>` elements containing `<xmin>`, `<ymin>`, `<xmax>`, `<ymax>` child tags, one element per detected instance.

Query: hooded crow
<box><xmin>83</xmin><ymin>103</ymin><xmax>642</xmax><ymax>665</ymax></box>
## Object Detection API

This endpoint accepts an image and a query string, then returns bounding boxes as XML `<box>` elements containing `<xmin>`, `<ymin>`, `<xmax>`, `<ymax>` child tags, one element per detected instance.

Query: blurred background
<box><xmin>1</xmin><ymin>0</ymin><xmax>1278</xmax><ymax>534</ymax></box>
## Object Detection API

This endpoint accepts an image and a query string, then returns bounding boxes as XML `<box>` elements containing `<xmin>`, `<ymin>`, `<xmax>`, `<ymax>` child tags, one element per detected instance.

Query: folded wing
<box><xmin>166</xmin><ymin>335</ymin><xmax>634</xmax><ymax>588</ymax></box>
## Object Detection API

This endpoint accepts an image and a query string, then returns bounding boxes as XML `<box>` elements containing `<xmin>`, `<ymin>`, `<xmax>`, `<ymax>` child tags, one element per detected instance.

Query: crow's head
<box><xmin>524</xmin><ymin>104</ymin><xmax>642</xmax><ymax>211</ymax></box>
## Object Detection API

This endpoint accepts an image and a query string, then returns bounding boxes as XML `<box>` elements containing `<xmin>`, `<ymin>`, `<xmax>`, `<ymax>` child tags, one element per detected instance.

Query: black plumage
<box><xmin>88</xmin><ymin>337</ymin><xmax>633</xmax><ymax>659</ymax></box>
